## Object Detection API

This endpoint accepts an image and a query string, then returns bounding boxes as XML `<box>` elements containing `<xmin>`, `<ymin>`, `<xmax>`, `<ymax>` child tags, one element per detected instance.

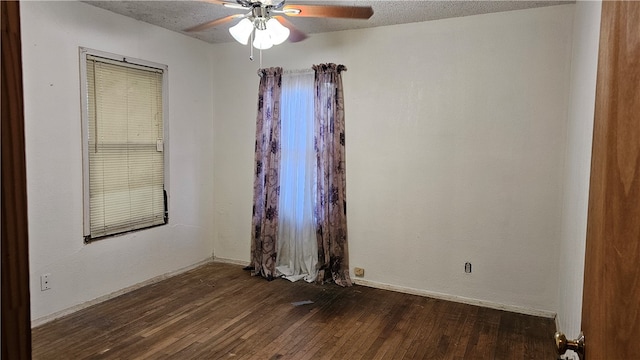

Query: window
<box><xmin>276</xmin><ymin>71</ymin><xmax>317</xmax><ymax>281</ymax></box>
<box><xmin>80</xmin><ymin>48</ymin><xmax>168</xmax><ymax>241</ymax></box>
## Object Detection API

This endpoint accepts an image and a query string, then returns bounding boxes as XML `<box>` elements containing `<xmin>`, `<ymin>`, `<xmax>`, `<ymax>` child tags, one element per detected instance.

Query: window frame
<box><xmin>79</xmin><ymin>47</ymin><xmax>170</xmax><ymax>242</ymax></box>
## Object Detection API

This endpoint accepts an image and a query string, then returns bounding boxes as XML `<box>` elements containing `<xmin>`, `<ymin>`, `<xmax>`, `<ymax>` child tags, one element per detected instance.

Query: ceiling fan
<box><xmin>185</xmin><ymin>0</ymin><xmax>374</xmax><ymax>49</ymax></box>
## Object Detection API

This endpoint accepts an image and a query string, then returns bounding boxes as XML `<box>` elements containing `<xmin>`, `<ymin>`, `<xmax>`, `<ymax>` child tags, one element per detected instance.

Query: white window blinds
<box><xmin>85</xmin><ymin>54</ymin><xmax>166</xmax><ymax>239</ymax></box>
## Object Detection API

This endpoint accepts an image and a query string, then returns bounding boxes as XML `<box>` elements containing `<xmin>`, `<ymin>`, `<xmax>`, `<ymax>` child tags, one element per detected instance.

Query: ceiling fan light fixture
<box><xmin>266</xmin><ymin>18</ymin><xmax>290</xmax><ymax>45</ymax></box>
<box><xmin>253</xmin><ymin>28</ymin><xmax>273</xmax><ymax>50</ymax></box>
<box><xmin>229</xmin><ymin>18</ymin><xmax>253</xmax><ymax>45</ymax></box>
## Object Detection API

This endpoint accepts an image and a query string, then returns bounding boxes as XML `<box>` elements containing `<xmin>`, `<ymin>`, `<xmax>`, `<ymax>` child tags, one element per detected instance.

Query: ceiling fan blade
<box><xmin>184</xmin><ymin>14</ymin><xmax>243</xmax><ymax>32</ymax></box>
<box><xmin>283</xmin><ymin>4</ymin><xmax>373</xmax><ymax>19</ymax></box>
<box><xmin>198</xmin><ymin>0</ymin><xmax>247</xmax><ymax>10</ymax></box>
<box><xmin>274</xmin><ymin>16</ymin><xmax>308</xmax><ymax>42</ymax></box>
<box><xmin>200</xmin><ymin>0</ymin><xmax>240</xmax><ymax>5</ymax></box>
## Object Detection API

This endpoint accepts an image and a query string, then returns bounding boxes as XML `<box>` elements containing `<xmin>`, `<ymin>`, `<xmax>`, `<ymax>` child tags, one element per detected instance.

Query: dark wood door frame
<box><xmin>1</xmin><ymin>1</ymin><xmax>33</xmax><ymax>359</ymax></box>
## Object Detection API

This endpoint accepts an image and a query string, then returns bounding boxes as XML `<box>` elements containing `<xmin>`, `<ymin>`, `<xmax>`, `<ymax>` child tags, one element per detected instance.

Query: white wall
<box><xmin>212</xmin><ymin>5</ymin><xmax>575</xmax><ymax>314</ymax></box>
<box><xmin>556</xmin><ymin>0</ymin><xmax>601</xmax><ymax>350</ymax></box>
<box><xmin>21</xmin><ymin>1</ymin><xmax>215</xmax><ymax>321</ymax></box>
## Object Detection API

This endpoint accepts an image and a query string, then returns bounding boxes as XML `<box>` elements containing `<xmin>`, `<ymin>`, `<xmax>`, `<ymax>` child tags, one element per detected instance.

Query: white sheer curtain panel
<box><xmin>276</xmin><ymin>70</ymin><xmax>317</xmax><ymax>282</ymax></box>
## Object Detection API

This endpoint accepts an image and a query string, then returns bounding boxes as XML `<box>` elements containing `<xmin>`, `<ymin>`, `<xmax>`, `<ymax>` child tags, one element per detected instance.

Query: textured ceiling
<box><xmin>82</xmin><ymin>0</ymin><xmax>573</xmax><ymax>44</ymax></box>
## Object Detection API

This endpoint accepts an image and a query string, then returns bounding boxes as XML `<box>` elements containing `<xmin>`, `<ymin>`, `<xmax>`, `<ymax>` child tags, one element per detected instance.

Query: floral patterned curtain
<box><xmin>312</xmin><ymin>63</ymin><xmax>352</xmax><ymax>287</ymax></box>
<box><xmin>249</xmin><ymin>67</ymin><xmax>283</xmax><ymax>280</ymax></box>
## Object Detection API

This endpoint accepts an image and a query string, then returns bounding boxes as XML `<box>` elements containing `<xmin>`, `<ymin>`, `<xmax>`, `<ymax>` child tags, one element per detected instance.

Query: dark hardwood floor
<box><xmin>31</xmin><ymin>262</ymin><xmax>557</xmax><ymax>359</ymax></box>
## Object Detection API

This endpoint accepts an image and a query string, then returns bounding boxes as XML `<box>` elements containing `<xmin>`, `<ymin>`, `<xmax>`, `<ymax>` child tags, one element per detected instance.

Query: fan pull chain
<box><xmin>249</xmin><ymin>31</ymin><xmax>254</xmax><ymax>62</ymax></box>
<box><xmin>247</xmin><ymin>31</ymin><xmax>263</xmax><ymax>69</ymax></box>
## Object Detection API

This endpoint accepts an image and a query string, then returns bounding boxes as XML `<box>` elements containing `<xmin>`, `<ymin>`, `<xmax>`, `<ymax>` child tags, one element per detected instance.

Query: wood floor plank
<box><xmin>31</xmin><ymin>262</ymin><xmax>557</xmax><ymax>359</ymax></box>
<box><xmin>387</xmin><ymin>297</ymin><xmax>438</xmax><ymax>359</ymax></box>
<box><xmin>463</xmin><ymin>307</ymin><xmax>502</xmax><ymax>359</ymax></box>
<box><xmin>404</xmin><ymin>298</ymin><xmax>446</xmax><ymax>358</ymax></box>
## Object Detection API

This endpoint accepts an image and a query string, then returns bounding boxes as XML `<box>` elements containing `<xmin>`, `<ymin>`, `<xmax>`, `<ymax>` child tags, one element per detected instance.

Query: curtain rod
<box><xmin>283</xmin><ymin>68</ymin><xmax>313</xmax><ymax>75</ymax></box>
<box><xmin>257</xmin><ymin>67</ymin><xmax>313</xmax><ymax>77</ymax></box>
<box><xmin>257</xmin><ymin>64</ymin><xmax>346</xmax><ymax>77</ymax></box>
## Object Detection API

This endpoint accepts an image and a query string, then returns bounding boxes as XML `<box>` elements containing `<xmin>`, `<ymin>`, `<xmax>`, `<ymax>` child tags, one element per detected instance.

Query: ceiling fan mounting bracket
<box><xmin>251</xmin><ymin>5</ymin><xmax>270</xmax><ymax>20</ymax></box>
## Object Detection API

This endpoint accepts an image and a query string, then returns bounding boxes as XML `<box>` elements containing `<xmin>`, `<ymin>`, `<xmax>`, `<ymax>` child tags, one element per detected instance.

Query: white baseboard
<box><xmin>31</xmin><ymin>258</ymin><xmax>213</xmax><ymax>328</ymax></box>
<box><xmin>212</xmin><ymin>257</ymin><xmax>250</xmax><ymax>267</ymax></box>
<box><xmin>353</xmin><ymin>278</ymin><xmax>556</xmax><ymax>319</ymax></box>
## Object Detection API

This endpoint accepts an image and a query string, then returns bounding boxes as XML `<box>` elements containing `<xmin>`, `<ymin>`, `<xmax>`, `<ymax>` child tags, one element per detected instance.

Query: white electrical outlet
<box><xmin>41</xmin><ymin>273</ymin><xmax>51</xmax><ymax>291</ymax></box>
